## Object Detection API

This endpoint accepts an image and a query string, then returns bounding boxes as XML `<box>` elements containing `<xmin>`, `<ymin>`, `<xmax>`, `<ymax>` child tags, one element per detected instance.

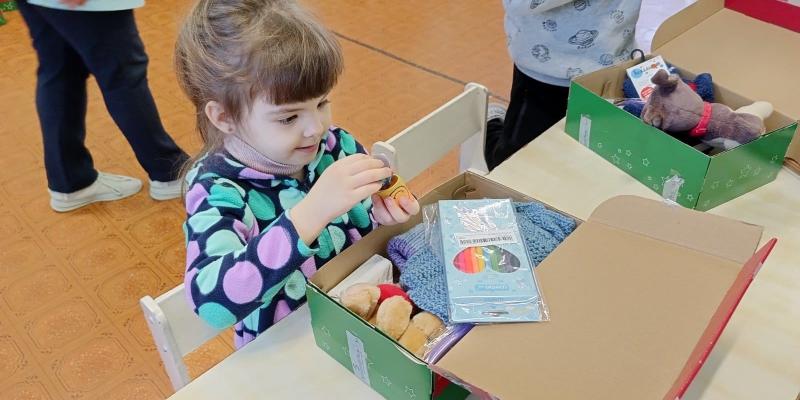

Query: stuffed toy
<box><xmin>621</xmin><ymin>64</ymin><xmax>714</xmax><ymax>118</ymax></box>
<box><xmin>341</xmin><ymin>283</ymin><xmax>380</xmax><ymax>319</ymax></box>
<box><xmin>340</xmin><ymin>283</ymin><xmax>444</xmax><ymax>357</ymax></box>
<box><xmin>642</xmin><ymin>69</ymin><xmax>772</xmax><ymax>150</ymax></box>
<box><xmin>398</xmin><ymin>312</ymin><xmax>445</xmax><ymax>357</ymax></box>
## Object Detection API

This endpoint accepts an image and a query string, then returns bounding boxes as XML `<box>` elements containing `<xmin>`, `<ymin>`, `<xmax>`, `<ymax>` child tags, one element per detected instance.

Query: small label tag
<box><xmin>626</xmin><ymin>55</ymin><xmax>669</xmax><ymax>99</ymax></box>
<box><xmin>455</xmin><ymin>230</ymin><xmax>517</xmax><ymax>248</ymax></box>
<box><xmin>346</xmin><ymin>331</ymin><xmax>370</xmax><ymax>386</ymax></box>
<box><xmin>579</xmin><ymin>115</ymin><xmax>591</xmax><ymax>147</ymax></box>
<box><xmin>662</xmin><ymin>175</ymin><xmax>685</xmax><ymax>203</ymax></box>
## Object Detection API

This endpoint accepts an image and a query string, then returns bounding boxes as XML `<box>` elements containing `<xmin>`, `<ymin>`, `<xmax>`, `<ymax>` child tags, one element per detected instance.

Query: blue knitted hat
<box><xmin>387</xmin><ymin>202</ymin><xmax>576</xmax><ymax>322</ymax></box>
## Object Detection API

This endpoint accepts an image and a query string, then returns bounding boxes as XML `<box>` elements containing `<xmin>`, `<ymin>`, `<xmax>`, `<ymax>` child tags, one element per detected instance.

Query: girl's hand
<box><xmin>370</xmin><ymin>194</ymin><xmax>420</xmax><ymax>226</ymax></box>
<box><xmin>291</xmin><ymin>154</ymin><xmax>391</xmax><ymax>244</ymax></box>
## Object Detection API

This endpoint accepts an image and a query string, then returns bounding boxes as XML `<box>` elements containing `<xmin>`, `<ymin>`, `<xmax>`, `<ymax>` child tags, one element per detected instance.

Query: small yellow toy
<box><xmin>374</xmin><ymin>153</ymin><xmax>411</xmax><ymax>200</ymax></box>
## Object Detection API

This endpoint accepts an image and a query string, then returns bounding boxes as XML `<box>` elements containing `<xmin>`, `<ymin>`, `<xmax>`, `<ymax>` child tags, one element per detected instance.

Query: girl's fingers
<box><xmin>370</xmin><ymin>195</ymin><xmax>392</xmax><ymax>224</ymax></box>
<box><xmin>352</xmin><ymin>166</ymin><xmax>392</xmax><ymax>187</ymax></box>
<box><xmin>345</xmin><ymin>155</ymin><xmax>383</xmax><ymax>174</ymax></box>
<box><xmin>398</xmin><ymin>195</ymin><xmax>420</xmax><ymax>215</ymax></box>
<box><xmin>383</xmin><ymin>195</ymin><xmax>410</xmax><ymax>223</ymax></box>
<box><xmin>353</xmin><ymin>181</ymin><xmax>384</xmax><ymax>201</ymax></box>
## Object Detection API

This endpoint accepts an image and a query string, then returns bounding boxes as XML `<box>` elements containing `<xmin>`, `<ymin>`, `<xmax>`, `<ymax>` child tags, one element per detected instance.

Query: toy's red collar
<box><xmin>690</xmin><ymin>102</ymin><xmax>712</xmax><ymax>137</ymax></box>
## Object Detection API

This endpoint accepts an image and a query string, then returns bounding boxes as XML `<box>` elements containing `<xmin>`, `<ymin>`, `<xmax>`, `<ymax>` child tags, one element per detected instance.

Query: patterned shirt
<box><xmin>183</xmin><ymin>127</ymin><xmax>375</xmax><ymax>348</ymax></box>
<box><xmin>504</xmin><ymin>0</ymin><xmax>642</xmax><ymax>86</ymax></box>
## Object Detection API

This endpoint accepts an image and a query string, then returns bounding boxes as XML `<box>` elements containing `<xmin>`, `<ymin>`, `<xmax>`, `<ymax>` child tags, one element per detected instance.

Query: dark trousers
<box><xmin>17</xmin><ymin>1</ymin><xmax>187</xmax><ymax>192</ymax></box>
<box><xmin>484</xmin><ymin>65</ymin><xmax>570</xmax><ymax>171</ymax></box>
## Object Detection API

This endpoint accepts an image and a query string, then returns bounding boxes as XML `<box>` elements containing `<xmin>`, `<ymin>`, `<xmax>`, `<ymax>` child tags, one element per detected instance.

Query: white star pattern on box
<box><xmin>625</xmin><ymin>149</ymin><xmax>632</xmax><ymax>157</ymax></box>
<box><xmin>642</xmin><ymin>158</ymin><xmax>650</xmax><ymax>167</ymax></box>
<box><xmin>322</xmin><ymin>326</ymin><xmax>331</xmax><ymax>337</ymax></box>
<box><xmin>652</xmin><ymin>184</ymin><xmax>660</xmax><ymax>190</ymax></box>
<box><xmin>611</xmin><ymin>154</ymin><xmax>621</xmax><ymax>164</ymax></box>
<box><xmin>740</xmin><ymin>164</ymin><xmax>752</xmax><ymax>179</ymax></box>
<box><xmin>382</xmin><ymin>376</ymin><xmax>392</xmax><ymax>387</ymax></box>
<box><xmin>617</xmin><ymin>148</ymin><xmax>622</xmax><ymax>153</ymax></box>
<box><xmin>711</xmin><ymin>181</ymin><xmax>720</xmax><ymax>189</ymax></box>
<box><xmin>597</xmin><ymin>142</ymin><xmax>604</xmax><ymax>148</ymax></box>
<box><xmin>686</xmin><ymin>194</ymin><xmax>694</xmax><ymax>201</ymax></box>
<box><xmin>626</xmin><ymin>162</ymin><xmax>633</xmax><ymax>170</ymax></box>
<box><xmin>321</xmin><ymin>341</ymin><xmax>331</xmax><ymax>351</ymax></box>
<box><xmin>771</xmin><ymin>155</ymin><xmax>780</xmax><ymax>163</ymax></box>
<box><xmin>753</xmin><ymin>167</ymin><xmax>762</xmax><ymax>176</ymax></box>
<box><xmin>726</xmin><ymin>179</ymin><xmax>735</xmax><ymax>188</ymax></box>
<box><xmin>405</xmin><ymin>386</ymin><xmax>417</xmax><ymax>399</ymax></box>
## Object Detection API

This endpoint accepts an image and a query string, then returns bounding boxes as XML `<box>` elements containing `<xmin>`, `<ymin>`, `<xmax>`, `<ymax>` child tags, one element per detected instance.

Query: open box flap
<box><xmin>652</xmin><ymin>0</ymin><xmax>800</xmax><ymax>168</ymax></box>
<box><xmin>653</xmin><ymin>0</ymin><xmax>800</xmax><ymax>119</ymax></box>
<box><xmin>433</xmin><ymin>196</ymin><xmax>765</xmax><ymax>400</ymax></box>
<box><xmin>589</xmin><ymin>195</ymin><xmax>762</xmax><ymax>264</ymax></box>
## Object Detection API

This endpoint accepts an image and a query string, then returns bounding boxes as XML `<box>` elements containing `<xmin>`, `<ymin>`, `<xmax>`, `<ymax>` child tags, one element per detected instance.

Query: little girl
<box><xmin>175</xmin><ymin>0</ymin><xmax>420</xmax><ymax>348</ymax></box>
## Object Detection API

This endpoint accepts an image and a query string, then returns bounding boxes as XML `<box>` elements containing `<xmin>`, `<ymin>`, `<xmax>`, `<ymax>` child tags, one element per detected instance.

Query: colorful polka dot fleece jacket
<box><xmin>183</xmin><ymin>127</ymin><xmax>375</xmax><ymax>348</ymax></box>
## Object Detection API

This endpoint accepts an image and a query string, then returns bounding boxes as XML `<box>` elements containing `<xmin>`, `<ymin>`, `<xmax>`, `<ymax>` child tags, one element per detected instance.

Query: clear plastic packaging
<box><xmin>421</xmin><ymin>323</ymin><xmax>473</xmax><ymax>363</ymax></box>
<box><xmin>423</xmin><ymin>199</ymin><xmax>549</xmax><ymax>323</ymax></box>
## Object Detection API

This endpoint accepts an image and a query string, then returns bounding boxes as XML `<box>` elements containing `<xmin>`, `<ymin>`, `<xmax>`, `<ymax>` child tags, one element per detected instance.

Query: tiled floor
<box><xmin>0</xmin><ymin>1</ymin><xmax>511</xmax><ymax>398</ymax></box>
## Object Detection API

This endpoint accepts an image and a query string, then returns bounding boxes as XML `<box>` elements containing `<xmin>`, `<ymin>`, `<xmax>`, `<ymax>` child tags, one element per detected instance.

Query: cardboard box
<box><xmin>721</xmin><ymin>0</ymin><xmax>800</xmax><ymax>173</ymax></box>
<box><xmin>565</xmin><ymin>0</ymin><xmax>800</xmax><ymax>208</ymax></box>
<box><xmin>307</xmin><ymin>172</ymin><xmax>775</xmax><ymax>400</ymax></box>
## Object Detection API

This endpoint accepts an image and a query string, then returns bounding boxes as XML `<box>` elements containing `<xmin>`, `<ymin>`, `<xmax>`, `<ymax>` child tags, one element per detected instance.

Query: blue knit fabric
<box><xmin>388</xmin><ymin>201</ymin><xmax>576</xmax><ymax>322</ymax></box>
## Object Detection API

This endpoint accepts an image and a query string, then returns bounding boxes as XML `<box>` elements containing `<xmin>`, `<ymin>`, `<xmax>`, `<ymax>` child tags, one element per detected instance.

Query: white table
<box><xmin>170</xmin><ymin>120</ymin><xmax>800</xmax><ymax>400</ymax></box>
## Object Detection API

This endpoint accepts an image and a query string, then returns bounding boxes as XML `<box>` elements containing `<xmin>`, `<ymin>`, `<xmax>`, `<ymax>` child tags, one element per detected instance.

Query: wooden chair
<box><xmin>140</xmin><ymin>285</ymin><xmax>222</xmax><ymax>390</ymax></box>
<box><xmin>372</xmin><ymin>82</ymin><xmax>489</xmax><ymax>180</ymax></box>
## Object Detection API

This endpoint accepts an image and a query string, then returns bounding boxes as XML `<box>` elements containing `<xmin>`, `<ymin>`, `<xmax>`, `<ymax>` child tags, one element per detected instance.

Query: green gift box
<box><xmin>564</xmin><ymin>1</ymin><xmax>798</xmax><ymax>211</ymax></box>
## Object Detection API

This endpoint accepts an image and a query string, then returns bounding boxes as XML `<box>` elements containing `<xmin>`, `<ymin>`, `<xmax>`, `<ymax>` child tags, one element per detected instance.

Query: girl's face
<box><xmin>235</xmin><ymin>93</ymin><xmax>333</xmax><ymax>166</ymax></box>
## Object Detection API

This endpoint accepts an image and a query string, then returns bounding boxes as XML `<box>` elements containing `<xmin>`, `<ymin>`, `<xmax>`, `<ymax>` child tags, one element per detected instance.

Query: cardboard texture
<box><xmin>653</xmin><ymin>0</ymin><xmax>800</xmax><ymax>171</ymax></box>
<box><xmin>308</xmin><ymin>173</ymin><xmax>770</xmax><ymax>400</ymax></box>
<box><xmin>434</xmin><ymin>193</ymin><xmax>766</xmax><ymax>400</ymax></box>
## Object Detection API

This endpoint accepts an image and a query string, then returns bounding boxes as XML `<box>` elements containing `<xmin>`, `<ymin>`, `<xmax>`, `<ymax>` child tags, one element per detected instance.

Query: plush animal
<box><xmin>341</xmin><ymin>283</ymin><xmax>380</xmax><ymax>319</ymax></box>
<box><xmin>641</xmin><ymin>70</ymin><xmax>772</xmax><ymax>150</ymax></box>
<box><xmin>340</xmin><ymin>283</ymin><xmax>445</xmax><ymax>357</ymax></box>
<box><xmin>398</xmin><ymin>312</ymin><xmax>445</xmax><ymax>357</ymax></box>
<box><xmin>621</xmin><ymin>64</ymin><xmax>714</xmax><ymax>118</ymax></box>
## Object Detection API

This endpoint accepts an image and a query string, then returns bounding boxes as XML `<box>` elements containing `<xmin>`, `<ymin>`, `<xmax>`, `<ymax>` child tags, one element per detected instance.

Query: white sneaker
<box><xmin>149</xmin><ymin>179</ymin><xmax>182</xmax><ymax>200</ymax></box>
<box><xmin>49</xmin><ymin>172</ymin><xmax>142</xmax><ymax>212</ymax></box>
<box><xmin>487</xmin><ymin>103</ymin><xmax>508</xmax><ymax>123</ymax></box>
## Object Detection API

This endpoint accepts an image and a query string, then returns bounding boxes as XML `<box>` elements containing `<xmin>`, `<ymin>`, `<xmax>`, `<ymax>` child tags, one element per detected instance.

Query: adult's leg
<box><xmin>32</xmin><ymin>6</ymin><xmax>188</xmax><ymax>182</ymax></box>
<box><xmin>18</xmin><ymin>1</ymin><xmax>96</xmax><ymax>193</ymax></box>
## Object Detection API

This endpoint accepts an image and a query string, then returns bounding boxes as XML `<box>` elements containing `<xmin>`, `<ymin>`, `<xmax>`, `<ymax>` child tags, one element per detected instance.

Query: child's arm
<box><xmin>184</xmin><ymin>181</ymin><xmax>318</xmax><ymax>330</ymax></box>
